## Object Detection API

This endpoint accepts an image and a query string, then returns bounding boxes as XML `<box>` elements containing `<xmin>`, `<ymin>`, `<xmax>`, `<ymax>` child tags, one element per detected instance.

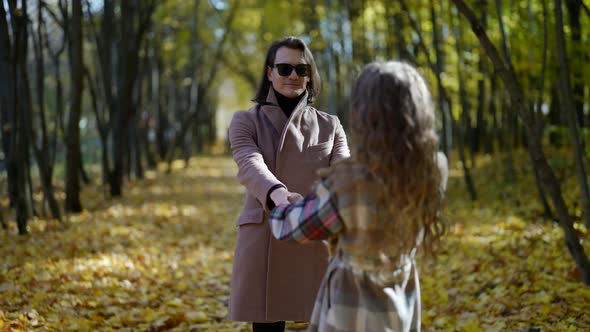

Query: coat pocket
<box><xmin>306</xmin><ymin>141</ymin><xmax>333</xmax><ymax>165</ymax></box>
<box><xmin>236</xmin><ymin>207</ymin><xmax>265</xmax><ymax>226</ymax></box>
<box><xmin>307</xmin><ymin>140</ymin><xmax>333</xmax><ymax>153</ymax></box>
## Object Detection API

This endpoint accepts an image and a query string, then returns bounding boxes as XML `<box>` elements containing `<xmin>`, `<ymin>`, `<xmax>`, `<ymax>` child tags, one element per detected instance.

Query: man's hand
<box><xmin>270</xmin><ymin>188</ymin><xmax>303</xmax><ymax>206</ymax></box>
<box><xmin>287</xmin><ymin>193</ymin><xmax>303</xmax><ymax>204</ymax></box>
<box><xmin>270</xmin><ymin>187</ymin><xmax>291</xmax><ymax>206</ymax></box>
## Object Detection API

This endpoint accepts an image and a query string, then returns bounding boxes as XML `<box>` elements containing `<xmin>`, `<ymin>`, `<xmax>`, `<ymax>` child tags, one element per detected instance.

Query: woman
<box><xmin>228</xmin><ymin>36</ymin><xmax>350</xmax><ymax>332</ymax></box>
<box><xmin>270</xmin><ymin>61</ymin><xmax>448</xmax><ymax>331</ymax></box>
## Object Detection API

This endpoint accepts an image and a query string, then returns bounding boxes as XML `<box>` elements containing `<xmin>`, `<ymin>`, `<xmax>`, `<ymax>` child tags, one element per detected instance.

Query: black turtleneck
<box><xmin>275</xmin><ymin>91</ymin><xmax>305</xmax><ymax>118</ymax></box>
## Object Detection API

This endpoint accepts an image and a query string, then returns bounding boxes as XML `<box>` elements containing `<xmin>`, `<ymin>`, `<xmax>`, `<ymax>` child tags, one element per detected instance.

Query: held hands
<box><xmin>287</xmin><ymin>192</ymin><xmax>303</xmax><ymax>204</ymax></box>
<box><xmin>270</xmin><ymin>187</ymin><xmax>303</xmax><ymax>206</ymax></box>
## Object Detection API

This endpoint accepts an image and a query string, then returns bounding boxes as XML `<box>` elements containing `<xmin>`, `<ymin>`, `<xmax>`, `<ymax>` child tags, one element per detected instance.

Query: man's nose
<box><xmin>288</xmin><ymin>69</ymin><xmax>298</xmax><ymax>78</ymax></box>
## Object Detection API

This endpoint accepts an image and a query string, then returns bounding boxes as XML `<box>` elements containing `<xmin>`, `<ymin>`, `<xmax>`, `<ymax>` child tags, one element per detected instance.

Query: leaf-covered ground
<box><xmin>1</xmin><ymin>153</ymin><xmax>589</xmax><ymax>331</ymax></box>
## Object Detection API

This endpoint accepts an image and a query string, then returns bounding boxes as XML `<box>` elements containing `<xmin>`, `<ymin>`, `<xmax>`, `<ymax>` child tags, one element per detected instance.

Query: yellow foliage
<box><xmin>0</xmin><ymin>153</ymin><xmax>589</xmax><ymax>331</ymax></box>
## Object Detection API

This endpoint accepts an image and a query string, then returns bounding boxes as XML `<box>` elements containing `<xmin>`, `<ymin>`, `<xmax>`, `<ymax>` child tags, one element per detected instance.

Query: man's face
<box><xmin>267</xmin><ymin>47</ymin><xmax>310</xmax><ymax>98</ymax></box>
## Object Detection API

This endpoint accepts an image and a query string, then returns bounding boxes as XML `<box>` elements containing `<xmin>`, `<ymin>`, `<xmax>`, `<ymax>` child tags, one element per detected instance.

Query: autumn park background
<box><xmin>1</xmin><ymin>0</ymin><xmax>590</xmax><ymax>331</ymax></box>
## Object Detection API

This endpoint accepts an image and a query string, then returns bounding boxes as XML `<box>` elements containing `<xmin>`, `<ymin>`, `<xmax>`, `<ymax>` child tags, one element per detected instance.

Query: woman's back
<box><xmin>307</xmin><ymin>152</ymin><xmax>447</xmax><ymax>332</ymax></box>
<box><xmin>269</xmin><ymin>61</ymin><xmax>448</xmax><ymax>332</ymax></box>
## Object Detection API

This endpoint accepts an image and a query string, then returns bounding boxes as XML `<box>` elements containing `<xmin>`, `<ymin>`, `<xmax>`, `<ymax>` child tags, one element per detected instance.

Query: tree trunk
<box><xmin>394</xmin><ymin>2</ymin><xmax>411</xmax><ymax>60</ymax></box>
<box><xmin>0</xmin><ymin>209</ymin><xmax>6</xmax><ymax>230</ymax></box>
<box><xmin>44</xmin><ymin>7</ymin><xmax>66</xmax><ymax>204</ymax></box>
<box><xmin>98</xmin><ymin>0</ymin><xmax>119</xmax><ymax>196</ymax></box>
<box><xmin>401</xmin><ymin>0</ymin><xmax>454</xmax><ymax>164</ymax></box>
<box><xmin>452</xmin><ymin>0</ymin><xmax>590</xmax><ymax>285</ymax></box>
<box><xmin>84</xmin><ymin>0</ymin><xmax>114</xmax><ymax>196</ymax></box>
<box><xmin>79</xmin><ymin>152</ymin><xmax>90</xmax><ymax>184</ymax></box>
<box><xmin>151</xmin><ymin>47</ymin><xmax>168</xmax><ymax>161</ymax></box>
<box><xmin>383</xmin><ymin>1</ymin><xmax>396</xmax><ymax>58</ymax></box>
<box><xmin>501</xmin><ymin>99</ymin><xmax>517</xmax><ymax>182</ymax></box>
<box><xmin>0</xmin><ymin>1</ymin><xmax>15</xmax><ymax>205</ymax></box>
<box><xmin>484</xmin><ymin>76</ymin><xmax>497</xmax><ymax>153</ymax></box>
<box><xmin>112</xmin><ymin>0</ymin><xmax>156</xmax><ymax>196</ymax></box>
<box><xmin>452</xmin><ymin>11</ymin><xmax>478</xmax><ymax>200</ymax></box>
<box><xmin>335</xmin><ymin>5</ymin><xmax>353</xmax><ymax>129</ymax></box>
<box><xmin>84</xmin><ymin>66</ymin><xmax>111</xmax><ymax>187</ymax></box>
<box><xmin>143</xmin><ymin>40</ymin><xmax>157</xmax><ymax>169</ymax></box>
<box><xmin>473</xmin><ymin>0</ymin><xmax>488</xmax><ymax>153</ymax></box>
<box><xmin>16</xmin><ymin>32</ymin><xmax>33</xmax><ymax>233</ymax></box>
<box><xmin>565</xmin><ymin>0</ymin><xmax>584</xmax><ymax>126</ymax></box>
<box><xmin>31</xmin><ymin>0</ymin><xmax>61</xmax><ymax>221</ymax></box>
<box><xmin>65</xmin><ymin>0</ymin><xmax>83</xmax><ymax>212</ymax></box>
<box><xmin>495</xmin><ymin>0</ymin><xmax>517</xmax><ymax>183</ymax></box>
<box><xmin>111</xmin><ymin>0</ymin><xmax>134</xmax><ymax>196</ymax></box>
<box><xmin>347</xmin><ymin>0</ymin><xmax>370</xmax><ymax>64</ymax></box>
<box><xmin>133</xmin><ymin>109</ymin><xmax>145</xmax><ymax>179</ymax></box>
<box><xmin>529</xmin><ymin>0</ymin><xmax>554</xmax><ymax>220</ymax></box>
<box><xmin>548</xmin><ymin>84</ymin><xmax>564</xmax><ymax>146</ymax></box>
<box><xmin>324</xmin><ymin>0</ymin><xmax>337</xmax><ymax>116</ymax></box>
<box><xmin>5</xmin><ymin>1</ymin><xmax>34</xmax><ymax>234</ymax></box>
<box><xmin>431</xmin><ymin>0</ymin><xmax>452</xmax><ymax>160</ymax></box>
<box><xmin>554</xmin><ymin>0</ymin><xmax>590</xmax><ymax>228</ymax></box>
<box><xmin>165</xmin><ymin>2</ymin><xmax>238</xmax><ymax>169</ymax></box>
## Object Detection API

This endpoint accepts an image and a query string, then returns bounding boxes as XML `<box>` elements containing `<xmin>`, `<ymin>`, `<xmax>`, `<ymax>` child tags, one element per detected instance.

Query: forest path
<box><xmin>1</xmin><ymin>154</ymin><xmax>589</xmax><ymax>331</ymax></box>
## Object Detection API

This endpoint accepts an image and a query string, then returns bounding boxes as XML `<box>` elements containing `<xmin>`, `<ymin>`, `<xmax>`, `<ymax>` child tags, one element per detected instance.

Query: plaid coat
<box><xmin>271</xmin><ymin>155</ymin><xmax>448</xmax><ymax>331</ymax></box>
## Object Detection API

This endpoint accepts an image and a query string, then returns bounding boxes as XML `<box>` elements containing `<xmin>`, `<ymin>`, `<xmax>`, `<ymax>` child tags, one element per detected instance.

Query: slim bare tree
<box><xmin>65</xmin><ymin>0</ymin><xmax>84</xmax><ymax>212</ymax></box>
<box><xmin>431</xmin><ymin>0</ymin><xmax>452</xmax><ymax>159</ymax></box>
<box><xmin>31</xmin><ymin>0</ymin><xmax>62</xmax><ymax>221</ymax></box>
<box><xmin>1</xmin><ymin>1</ymin><xmax>34</xmax><ymax>234</ymax></box>
<box><xmin>565</xmin><ymin>0</ymin><xmax>585</xmax><ymax>125</ymax></box>
<box><xmin>495</xmin><ymin>0</ymin><xmax>517</xmax><ymax>183</ymax></box>
<box><xmin>450</xmin><ymin>9</ymin><xmax>478</xmax><ymax>200</ymax></box>
<box><xmin>554</xmin><ymin>0</ymin><xmax>590</xmax><ymax>229</ymax></box>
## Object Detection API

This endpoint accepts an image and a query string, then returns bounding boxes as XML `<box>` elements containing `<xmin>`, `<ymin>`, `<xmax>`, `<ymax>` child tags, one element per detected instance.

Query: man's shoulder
<box><xmin>231</xmin><ymin>105</ymin><xmax>260</xmax><ymax>122</ymax></box>
<box><xmin>240</xmin><ymin>104</ymin><xmax>261</xmax><ymax>115</ymax></box>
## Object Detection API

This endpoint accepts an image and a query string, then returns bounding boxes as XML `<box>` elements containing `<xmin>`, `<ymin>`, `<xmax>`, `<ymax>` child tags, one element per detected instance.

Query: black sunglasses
<box><xmin>271</xmin><ymin>63</ymin><xmax>311</xmax><ymax>77</ymax></box>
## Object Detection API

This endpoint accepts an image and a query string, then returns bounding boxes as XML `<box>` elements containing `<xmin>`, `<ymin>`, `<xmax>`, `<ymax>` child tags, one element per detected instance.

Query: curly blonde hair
<box><xmin>351</xmin><ymin>61</ymin><xmax>445</xmax><ymax>259</ymax></box>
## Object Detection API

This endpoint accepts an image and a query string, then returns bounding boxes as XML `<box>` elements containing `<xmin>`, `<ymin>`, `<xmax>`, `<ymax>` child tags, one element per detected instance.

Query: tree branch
<box><xmin>581</xmin><ymin>0</ymin><xmax>590</xmax><ymax>17</ymax></box>
<box><xmin>399</xmin><ymin>0</ymin><xmax>451</xmax><ymax>102</ymax></box>
<box><xmin>204</xmin><ymin>0</ymin><xmax>240</xmax><ymax>88</ymax></box>
<box><xmin>450</xmin><ymin>0</ymin><xmax>526</xmax><ymax>117</ymax></box>
<box><xmin>42</xmin><ymin>1</ymin><xmax>64</xmax><ymax>29</ymax></box>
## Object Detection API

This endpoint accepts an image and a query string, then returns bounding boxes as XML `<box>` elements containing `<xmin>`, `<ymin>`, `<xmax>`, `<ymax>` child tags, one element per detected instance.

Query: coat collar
<box><xmin>261</xmin><ymin>87</ymin><xmax>308</xmax><ymax>135</ymax></box>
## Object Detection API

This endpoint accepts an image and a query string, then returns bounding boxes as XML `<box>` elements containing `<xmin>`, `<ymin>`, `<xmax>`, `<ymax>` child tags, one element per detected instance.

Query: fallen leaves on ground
<box><xmin>1</xmin><ymin>152</ymin><xmax>589</xmax><ymax>331</ymax></box>
<box><xmin>420</xmin><ymin>151</ymin><xmax>590</xmax><ymax>331</ymax></box>
<box><xmin>1</xmin><ymin>157</ymin><xmax>247</xmax><ymax>331</ymax></box>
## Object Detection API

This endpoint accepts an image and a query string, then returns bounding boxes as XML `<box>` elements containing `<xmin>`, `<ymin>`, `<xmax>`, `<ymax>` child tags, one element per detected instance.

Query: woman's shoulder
<box><xmin>317</xmin><ymin>157</ymin><xmax>354</xmax><ymax>176</ymax></box>
<box><xmin>318</xmin><ymin>159</ymin><xmax>374</xmax><ymax>190</ymax></box>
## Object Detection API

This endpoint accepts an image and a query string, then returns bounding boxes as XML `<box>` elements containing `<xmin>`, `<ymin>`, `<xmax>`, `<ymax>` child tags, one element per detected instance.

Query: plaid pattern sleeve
<box><xmin>269</xmin><ymin>179</ymin><xmax>344</xmax><ymax>243</ymax></box>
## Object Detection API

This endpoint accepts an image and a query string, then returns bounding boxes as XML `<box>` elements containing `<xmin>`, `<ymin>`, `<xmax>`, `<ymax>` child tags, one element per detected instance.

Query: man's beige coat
<box><xmin>228</xmin><ymin>89</ymin><xmax>350</xmax><ymax>322</ymax></box>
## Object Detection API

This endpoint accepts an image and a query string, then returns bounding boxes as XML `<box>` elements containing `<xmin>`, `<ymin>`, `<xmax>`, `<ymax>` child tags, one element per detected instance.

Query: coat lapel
<box><xmin>261</xmin><ymin>88</ymin><xmax>309</xmax><ymax>137</ymax></box>
<box><xmin>260</xmin><ymin>88</ymin><xmax>288</xmax><ymax>136</ymax></box>
<box><xmin>260</xmin><ymin>88</ymin><xmax>309</xmax><ymax>176</ymax></box>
